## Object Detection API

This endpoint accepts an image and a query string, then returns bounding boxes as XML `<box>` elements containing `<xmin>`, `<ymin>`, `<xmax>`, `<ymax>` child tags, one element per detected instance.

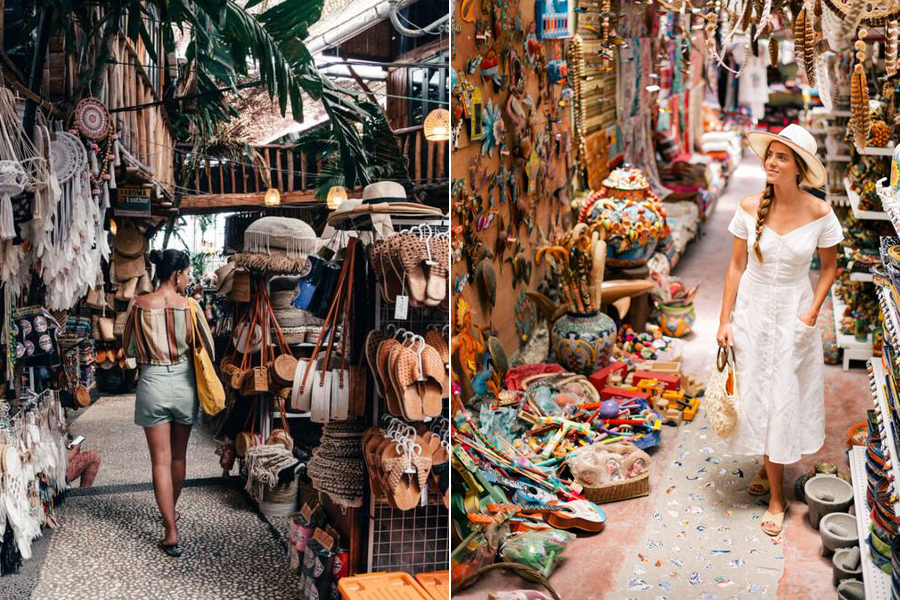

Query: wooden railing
<box><xmin>395</xmin><ymin>124</ymin><xmax>448</xmax><ymax>185</ymax></box>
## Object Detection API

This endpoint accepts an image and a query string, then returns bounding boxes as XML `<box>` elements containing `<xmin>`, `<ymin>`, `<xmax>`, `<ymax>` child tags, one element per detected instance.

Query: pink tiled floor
<box><xmin>453</xmin><ymin>153</ymin><xmax>870</xmax><ymax>599</ymax></box>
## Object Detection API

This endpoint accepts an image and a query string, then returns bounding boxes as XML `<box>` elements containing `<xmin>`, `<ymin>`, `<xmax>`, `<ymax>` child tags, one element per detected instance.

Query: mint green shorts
<box><xmin>135</xmin><ymin>361</ymin><xmax>199</xmax><ymax>427</ymax></box>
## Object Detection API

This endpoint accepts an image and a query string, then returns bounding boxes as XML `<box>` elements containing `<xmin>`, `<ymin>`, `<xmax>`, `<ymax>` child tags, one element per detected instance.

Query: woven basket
<box><xmin>581</xmin><ymin>471</ymin><xmax>650</xmax><ymax>504</ymax></box>
<box><xmin>260</xmin><ymin>478</ymin><xmax>298</xmax><ymax>517</ymax></box>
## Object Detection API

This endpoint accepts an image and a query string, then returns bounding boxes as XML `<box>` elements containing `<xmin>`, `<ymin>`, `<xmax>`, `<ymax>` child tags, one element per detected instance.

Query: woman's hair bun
<box><xmin>149</xmin><ymin>249</ymin><xmax>163</xmax><ymax>265</ymax></box>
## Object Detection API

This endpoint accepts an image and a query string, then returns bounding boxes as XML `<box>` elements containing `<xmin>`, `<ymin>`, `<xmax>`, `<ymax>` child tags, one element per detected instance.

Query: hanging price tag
<box><xmin>394</xmin><ymin>295</ymin><xmax>409</xmax><ymax>320</ymax></box>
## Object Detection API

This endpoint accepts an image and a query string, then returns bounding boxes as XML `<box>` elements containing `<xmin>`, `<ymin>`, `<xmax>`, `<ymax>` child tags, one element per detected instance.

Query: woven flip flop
<box><xmin>748</xmin><ymin>471</ymin><xmax>770</xmax><ymax>496</ymax></box>
<box><xmin>761</xmin><ymin>500</ymin><xmax>790</xmax><ymax>536</ymax></box>
<box><xmin>381</xmin><ymin>441</ymin><xmax>422</xmax><ymax>510</ymax></box>
<box><xmin>370</xmin><ymin>241</ymin><xmax>389</xmax><ymax>302</ymax></box>
<box><xmin>381</xmin><ymin>236</ymin><xmax>406</xmax><ymax>303</ymax></box>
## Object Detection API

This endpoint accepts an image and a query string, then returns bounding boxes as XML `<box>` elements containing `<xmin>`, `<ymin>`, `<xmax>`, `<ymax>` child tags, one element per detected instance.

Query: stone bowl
<box><xmin>805</xmin><ymin>474</ymin><xmax>854</xmax><ymax>529</ymax></box>
<box><xmin>819</xmin><ymin>512</ymin><xmax>858</xmax><ymax>557</ymax></box>
<box><xmin>831</xmin><ymin>547</ymin><xmax>862</xmax><ymax>587</ymax></box>
<box><xmin>836</xmin><ymin>579</ymin><xmax>865</xmax><ymax>600</ymax></box>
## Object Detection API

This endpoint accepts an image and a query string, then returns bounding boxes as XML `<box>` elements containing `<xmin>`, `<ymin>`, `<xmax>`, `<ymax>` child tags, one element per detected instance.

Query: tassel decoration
<box><xmin>0</xmin><ymin>195</ymin><xmax>14</xmax><ymax>240</ymax></box>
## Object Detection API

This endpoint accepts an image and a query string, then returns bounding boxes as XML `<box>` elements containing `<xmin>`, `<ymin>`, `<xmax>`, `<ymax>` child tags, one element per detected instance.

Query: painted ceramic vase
<box><xmin>658</xmin><ymin>303</ymin><xmax>695</xmax><ymax>338</ymax></box>
<box><xmin>551</xmin><ymin>310</ymin><xmax>617</xmax><ymax>375</ymax></box>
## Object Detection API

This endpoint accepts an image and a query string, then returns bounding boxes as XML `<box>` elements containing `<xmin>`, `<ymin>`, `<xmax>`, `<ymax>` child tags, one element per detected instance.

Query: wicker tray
<box><xmin>581</xmin><ymin>470</ymin><xmax>650</xmax><ymax>504</ymax></box>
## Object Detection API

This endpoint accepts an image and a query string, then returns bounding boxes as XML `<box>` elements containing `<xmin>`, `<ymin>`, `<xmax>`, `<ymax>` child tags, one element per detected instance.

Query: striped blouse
<box><xmin>122</xmin><ymin>298</ymin><xmax>215</xmax><ymax>366</ymax></box>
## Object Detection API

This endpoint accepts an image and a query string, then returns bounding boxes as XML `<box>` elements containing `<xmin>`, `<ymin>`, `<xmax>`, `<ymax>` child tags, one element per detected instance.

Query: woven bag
<box><xmin>705</xmin><ymin>346</ymin><xmax>739</xmax><ymax>438</ymax></box>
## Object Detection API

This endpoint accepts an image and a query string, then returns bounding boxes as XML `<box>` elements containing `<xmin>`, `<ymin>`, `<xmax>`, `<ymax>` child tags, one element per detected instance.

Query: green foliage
<box><xmin>34</xmin><ymin>0</ymin><xmax>396</xmax><ymax>189</ymax></box>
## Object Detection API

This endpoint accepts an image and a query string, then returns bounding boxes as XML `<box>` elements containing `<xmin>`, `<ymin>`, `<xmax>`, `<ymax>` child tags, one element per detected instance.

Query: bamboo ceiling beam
<box><xmin>178</xmin><ymin>191</ymin><xmax>319</xmax><ymax>214</ymax></box>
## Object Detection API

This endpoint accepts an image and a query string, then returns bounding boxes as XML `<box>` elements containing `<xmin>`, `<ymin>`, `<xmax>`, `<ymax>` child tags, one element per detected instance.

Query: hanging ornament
<box><xmin>73</xmin><ymin>98</ymin><xmax>111</xmax><ymax>140</ymax></box>
<box><xmin>887</xmin><ymin>20</ymin><xmax>899</xmax><ymax>77</ymax></box>
<box><xmin>768</xmin><ymin>27</ymin><xmax>779</xmax><ymax>67</ymax></box>
<box><xmin>851</xmin><ymin>29</ymin><xmax>870</xmax><ymax>149</ymax></box>
<box><xmin>803</xmin><ymin>9</ymin><xmax>817</xmax><ymax>86</ymax></box>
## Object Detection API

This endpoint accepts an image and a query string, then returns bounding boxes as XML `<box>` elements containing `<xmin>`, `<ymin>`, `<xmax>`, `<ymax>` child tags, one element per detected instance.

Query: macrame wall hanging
<box><xmin>0</xmin><ymin>88</ymin><xmax>49</xmax><ymax>242</ymax></box>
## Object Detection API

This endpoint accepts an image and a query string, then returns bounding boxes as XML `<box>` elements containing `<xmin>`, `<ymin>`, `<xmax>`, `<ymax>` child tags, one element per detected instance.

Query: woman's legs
<box><xmin>144</xmin><ymin>424</ymin><xmax>178</xmax><ymax>545</ymax></box>
<box><xmin>762</xmin><ymin>455</ymin><xmax>786</xmax><ymax>533</ymax></box>
<box><xmin>170</xmin><ymin>423</ymin><xmax>192</xmax><ymax>506</ymax></box>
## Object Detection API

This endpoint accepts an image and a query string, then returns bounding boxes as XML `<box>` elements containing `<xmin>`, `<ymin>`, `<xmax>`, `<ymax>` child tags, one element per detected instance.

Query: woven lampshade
<box><xmin>327</xmin><ymin>186</ymin><xmax>347</xmax><ymax>210</ymax></box>
<box><xmin>424</xmin><ymin>108</ymin><xmax>450</xmax><ymax>141</ymax></box>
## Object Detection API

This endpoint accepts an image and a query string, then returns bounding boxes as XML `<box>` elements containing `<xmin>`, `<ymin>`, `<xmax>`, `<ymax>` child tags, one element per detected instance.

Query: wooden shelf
<box><xmin>855</xmin><ymin>144</ymin><xmax>895</xmax><ymax>156</ymax></box>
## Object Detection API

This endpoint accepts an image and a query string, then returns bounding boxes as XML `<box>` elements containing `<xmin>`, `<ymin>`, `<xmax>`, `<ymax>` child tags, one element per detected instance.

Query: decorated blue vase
<box><xmin>551</xmin><ymin>310</ymin><xmax>617</xmax><ymax>375</ymax></box>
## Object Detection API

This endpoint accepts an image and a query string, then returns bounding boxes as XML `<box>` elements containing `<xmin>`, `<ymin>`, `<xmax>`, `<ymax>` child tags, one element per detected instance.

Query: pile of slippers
<box><xmin>371</xmin><ymin>226</ymin><xmax>449</xmax><ymax>310</ymax></box>
<box><xmin>362</xmin><ymin>419</ymin><xmax>449</xmax><ymax>511</ymax></box>
<box><xmin>365</xmin><ymin>329</ymin><xmax>449</xmax><ymax>421</ymax></box>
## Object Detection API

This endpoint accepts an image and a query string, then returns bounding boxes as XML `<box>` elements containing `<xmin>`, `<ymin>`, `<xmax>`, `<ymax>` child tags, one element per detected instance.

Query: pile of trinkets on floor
<box><xmin>451</xmin><ymin>342</ymin><xmax>705</xmax><ymax>587</ymax></box>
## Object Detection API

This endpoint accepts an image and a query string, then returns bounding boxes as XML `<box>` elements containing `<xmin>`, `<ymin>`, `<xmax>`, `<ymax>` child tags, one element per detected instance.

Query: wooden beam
<box><xmin>178</xmin><ymin>191</ymin><xmax>320</xmax><ymax>214</ymax></box>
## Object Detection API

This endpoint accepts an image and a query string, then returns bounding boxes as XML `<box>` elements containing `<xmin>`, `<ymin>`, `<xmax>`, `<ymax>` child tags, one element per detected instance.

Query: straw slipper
<box><xmin>424</xmin><ymin>237</ymin><xmax>448</xmax><ymax>306</ymax></box>
<box><xmin>362</xmin><ymin>429</ymin><xmax>386</xmax><ymax>498</ymax></box>
<box><xmin>748</xmin><ymin>470</ymin><xmax>770</xmax><ymax>496</ymax></box>
<box><xmin>391</xmin><ymin>344</ymin><xmax>426</xmax><ymax>422</ymax></box>
<box><xmin>377</xmin><ymin>339</ymin><xmax>402</xmax><ymax>417</ymax></box>
<box><xmin>426</xmin><ymin>433</ymin><xmax>449</xmax><ymax>509</ymax></box>
<box><xmin>399</xmin><ymin>235</ymin><xmax>428</xmax><ymax>306</ymax></box>
<box><xmin>380</xmin><ymin>236</ymin><xmax>405</xmax><ymax>303</ymax></box>
<box><xmin>424</xmin><ymin>331</ymin><xmax>450</xmax><ymax>399</ymax></box>
<box><xmin>761</xmin><ymin>500</ymin><xmax>789</xmax><ymax>536</ymax></box>
<box><xmin>381</xmin><ymin>441</ymin><xmax>422</xmax><ymax>510</ymax></box>
<box><xmin>420</xmin><ymin>345</ymin><xmax>445</xmax><ymax>418</ymax></box>
<box><xmin>365</xmin><ymin>331</ymin><xmax>385</xmax><ymax>397</ymax></box>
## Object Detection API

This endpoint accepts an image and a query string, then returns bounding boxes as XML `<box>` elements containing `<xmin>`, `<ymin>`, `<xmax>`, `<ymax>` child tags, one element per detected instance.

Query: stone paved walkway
<box><xmin>0</xmin><ymin>395</ymin><xmax>299</xmax><ymax>600</ymax></box>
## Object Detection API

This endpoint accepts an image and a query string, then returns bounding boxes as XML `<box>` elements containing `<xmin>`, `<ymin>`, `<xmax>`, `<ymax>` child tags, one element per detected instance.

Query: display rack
<box><xmin>846</xmin><ymin>178</ymin><xmax>890</xmax><ymax>221</ymax></box>
<box><xmin>869</xmin><ymin>358</ymin><xmax>900</xmax><ymax>516</ymax></box>
<box><xmin>365</xmin><ymin>216</ymin><xmax>449</xmax><ymax>576</ymax></box>
<box><xmin>833</xmin><ymin>283</ymin><xmax>874</xmax><ymax>369</ymax></box>
<box><xmin>856</xmin><ymin>144</ymin><xmax>895</xmax><ymax>156</ymax></box>
<box><xmin>848</xmin><ymin>445</ymin><xmax>892</xmax><ymax>600</ymax></box>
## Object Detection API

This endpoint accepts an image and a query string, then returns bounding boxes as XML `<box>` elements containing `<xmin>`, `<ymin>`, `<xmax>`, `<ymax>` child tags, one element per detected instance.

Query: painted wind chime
<box><xmin>34</xmin><ymin>97</ymin><xmax>118</xmax><ymax>309</ymax></box>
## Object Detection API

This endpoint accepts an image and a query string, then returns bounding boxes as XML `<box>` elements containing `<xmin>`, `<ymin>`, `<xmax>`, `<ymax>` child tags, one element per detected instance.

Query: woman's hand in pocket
<box><xmin>716</xmin><ymin>322</ymin><xmax>733</xmax><ymax>347</ymax></box>
<box><xmin>798</xmin><ymin>311</ymin><xmax>817</xmax><ymax>327</ymax></box>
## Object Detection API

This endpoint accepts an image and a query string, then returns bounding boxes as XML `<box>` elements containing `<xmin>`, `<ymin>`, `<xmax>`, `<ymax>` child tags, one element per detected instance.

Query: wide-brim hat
<box><xmin>215</xmin><ymin>262</ymin><xmax>237</xmax><ymax>294</ymax></box>
<box><xmin>114</xmin><ymin>253</ymin><xmax>147</xmax><ymax>283</ymax></box>
<box><xmin>243</xmin><ymin>216</ymin><xmax>318</xmax><ymax>258</ymax></box>
<box><xmin>746</xmin><ymin>124</ymin><xmax>827</xmax><ymax>189</ymax></box>
<box><xmin>114</xmin><ymin>225</ymin><xmax>146</xmax><ymax>258</ymax></box>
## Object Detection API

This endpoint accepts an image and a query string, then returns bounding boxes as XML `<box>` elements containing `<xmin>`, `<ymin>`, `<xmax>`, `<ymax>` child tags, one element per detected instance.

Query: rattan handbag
<box><xmin>706</xmin><ymin>346</ymin><xmax>739</xmax><ymax>438</ymax></box>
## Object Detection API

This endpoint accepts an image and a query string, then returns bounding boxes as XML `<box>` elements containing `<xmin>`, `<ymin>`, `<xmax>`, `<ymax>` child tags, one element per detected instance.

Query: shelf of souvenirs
<box><xmin>848</xmin><ymin>445</ymin><xmax>893</xmax><ymax>599</ymax></box>
<box><xmin>846</xmin><ymin>178</ymin><xmax>890</xmax><ymax>221</ymax></box>
<box><xmin>844</xmin><ymin>247</ymin><xmax>875</xmax><ymax>282</ymax></box>
<box><xmin>869</xmin><ymin>357</ymin><xmax>900</xmax><ymax>518</ymax></box>
<box><xmin>878</xmin><ymin>285</ymin><xmax>900</xmax><ymax>351</ymax></box>
<box><xmin>833</xmin><ymin>283</ymin><xmax>875</xmax><ymax>351</ymax></box>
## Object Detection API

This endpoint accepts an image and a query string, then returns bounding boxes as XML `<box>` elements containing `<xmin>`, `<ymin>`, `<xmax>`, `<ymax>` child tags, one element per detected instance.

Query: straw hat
<box><xmin>746</xmin><ymin>124</ymin><xmax>827</xmax><ymax>188</ymax></box>
<box><xmin>362</xmin><ymin>181</ymin><xmax>408</xmax><ymax>205</ymax></box>
<box><xmin>114</xmin><ymin>226</ymin><xmax>146</xmax><ymax>258</ymax></box>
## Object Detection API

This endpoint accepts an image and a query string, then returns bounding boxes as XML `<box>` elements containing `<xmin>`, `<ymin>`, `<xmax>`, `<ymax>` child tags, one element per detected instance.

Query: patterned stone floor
<box><xmin>0</xmin><ymin>394</ymin><xmax>299</xmax><ymax>600</ymax></box>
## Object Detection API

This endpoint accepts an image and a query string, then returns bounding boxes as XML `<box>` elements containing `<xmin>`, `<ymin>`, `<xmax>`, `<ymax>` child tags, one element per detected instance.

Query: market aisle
<box><xmin>21</xmin><ymin>395</ymin><xmax>299</xmax><ymax>600</ymax></box>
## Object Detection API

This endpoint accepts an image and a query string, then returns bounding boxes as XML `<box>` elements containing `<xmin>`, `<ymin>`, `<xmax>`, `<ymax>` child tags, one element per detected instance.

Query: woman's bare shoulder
<box><xmin>806</xmin><ymin>193</ymin><xmax>831</xmax><ymax>218</ymax></box>
<box><xmin>739</xmin><ymin>193</ymin><xmax>763</xmax><ymax>214</ymax></box>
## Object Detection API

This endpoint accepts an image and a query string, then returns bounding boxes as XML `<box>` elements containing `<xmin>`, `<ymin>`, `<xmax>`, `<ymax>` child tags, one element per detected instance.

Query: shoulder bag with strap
<box><xmin>189</xmin><ymin>300</ymin><xmax>226</xmax><ymax>416</ymax></box>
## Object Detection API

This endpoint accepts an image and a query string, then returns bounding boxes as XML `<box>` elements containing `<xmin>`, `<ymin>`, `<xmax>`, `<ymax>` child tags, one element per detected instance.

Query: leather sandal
<box><xmin>761</xmin><ymin>500</ymin><xmax>790</xmax><ymax>536</ymax></box>
<box><xmin>748</xmin><ymin>471</ymin><xmax>770</xmax><ymax>496</ymax></box>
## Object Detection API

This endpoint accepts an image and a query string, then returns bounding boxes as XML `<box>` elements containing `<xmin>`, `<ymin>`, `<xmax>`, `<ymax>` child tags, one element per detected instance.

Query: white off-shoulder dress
<box><xmin>726</xmin><ymin>206</ymin><xmax>844</xmax><ymax>464</ymax></box>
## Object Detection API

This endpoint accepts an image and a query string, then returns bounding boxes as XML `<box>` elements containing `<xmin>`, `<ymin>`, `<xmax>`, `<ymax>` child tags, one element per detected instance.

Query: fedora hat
<box><xmin>746</xmin><ymin>124</ymin><xmax>827</xmax><ymax>188</ymax></box>
<box><xmin>362</xmin><ymin>181</ymin><xmax>408</xmax><ymax>204</ymax></box>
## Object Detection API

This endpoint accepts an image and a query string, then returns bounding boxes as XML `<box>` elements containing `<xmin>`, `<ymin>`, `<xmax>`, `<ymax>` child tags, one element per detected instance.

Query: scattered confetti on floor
<box><xmin>617</xmin><ymin>408</ymin><xmax>785</xmax><ymax>599</ymax></box>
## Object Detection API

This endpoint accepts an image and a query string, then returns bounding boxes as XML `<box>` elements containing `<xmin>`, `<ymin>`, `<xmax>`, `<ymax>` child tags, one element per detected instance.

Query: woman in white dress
<box><xmin>716</xmin><ymin>124</ymin><xmax>843</xmax><ymax>536</ymax></box>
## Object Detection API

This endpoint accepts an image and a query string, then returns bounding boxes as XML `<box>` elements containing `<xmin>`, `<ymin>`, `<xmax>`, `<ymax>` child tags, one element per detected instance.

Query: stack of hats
<box><xmin>230</xmin><ymin>216</ymin><xmax>319</xmax><ymax>274</ymax></box>
<box><xmin>112</xmin><ymin>224</ymin><xmax>148</xmax><ymax>299</ymax></box>
<box><xmin>325</xmin><ymin>181</ymin><xmax>445</xmax><ymax>232</ymax></box>
<box><xmin>307</xmin><ymin>419</ymin><xmax>367</xmax><ymax>508</ymax></box>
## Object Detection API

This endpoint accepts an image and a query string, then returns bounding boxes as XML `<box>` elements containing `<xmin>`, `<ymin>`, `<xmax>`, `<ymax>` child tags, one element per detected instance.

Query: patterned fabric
<box><xmin>66</xmin><ymin>449</ymin><xmax>100</xmax><ymax>488</ymax></box>
<box><xmin>122</xmin><ymin>298</ymin><xmax>214</xmax><ymax>366</ymax></box>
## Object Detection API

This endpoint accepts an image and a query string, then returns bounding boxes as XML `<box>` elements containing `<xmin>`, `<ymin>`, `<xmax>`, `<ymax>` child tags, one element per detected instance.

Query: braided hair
<box><xmin>752</xmin><ymin>143</ymin><xmax>809</xmax><ymax>263</ymax></box>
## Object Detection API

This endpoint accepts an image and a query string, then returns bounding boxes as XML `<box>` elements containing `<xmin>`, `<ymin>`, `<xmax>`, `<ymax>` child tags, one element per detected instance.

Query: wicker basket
<box><xmin>259</xmin><ymin>478</ymin><xmax>298</xmax><ymax>517</ymax></box>
<box><xmin>581</xmin><ymin>471</ymin><xmax>650</xmax><ymax>504</ymax></box>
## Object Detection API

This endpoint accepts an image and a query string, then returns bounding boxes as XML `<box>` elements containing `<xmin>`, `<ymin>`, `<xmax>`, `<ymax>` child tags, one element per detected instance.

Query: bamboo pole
<box><xmin>414</xmin><ymin>131</ymin><xmax>422</xmax><ymax>181</ymax></box>
<box><xmin>426</xmin><ymin>141</ymin><xmax>434</xmax><ymax>182</ymax></box>
<box><xmin>287</xmin><ymin>150</ymin><xmax>294</xmax><ymax>192</ymax></box>
<box><xmin>300</xmin><ymin>152</ymin><xmax>306</xmax><ymax>191</ymax></box>
<box><xmin>276</xmin><ymin>148</ymin><xmax>283</xmax><ymax>190</ymax></box>
<box><xmin>436</xmin><ymin>140</ymin><xmax>445</xmax><ymax>179</ymax></box>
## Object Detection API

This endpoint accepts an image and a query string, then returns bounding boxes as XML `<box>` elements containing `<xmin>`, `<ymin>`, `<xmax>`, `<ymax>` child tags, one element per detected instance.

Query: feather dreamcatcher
<box><xmin>851</xmin><ymin>31</ymin><xmax>870</xmax><ymax>149</ymax></box>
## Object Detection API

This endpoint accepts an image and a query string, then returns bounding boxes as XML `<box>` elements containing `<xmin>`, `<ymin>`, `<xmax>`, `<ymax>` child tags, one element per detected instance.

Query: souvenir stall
<box><xmin>449</xmin><ymin>0</ymin><xmax>751</xmax><ymax>594</ymax></box>
<box><xmin>207</xmin><ymin>184</ymin><xmax>450</xmax><ymax>598</ymax></box>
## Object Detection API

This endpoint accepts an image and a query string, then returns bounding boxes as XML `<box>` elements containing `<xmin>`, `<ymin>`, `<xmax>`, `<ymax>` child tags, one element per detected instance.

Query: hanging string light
<box><xmin>424</xmin><ymin>108</ymin><xmax>450</xmax><ymax>141</ymax></box>
<box><xmin>327</xmin><ymin>186</ymin><xmax>348</xmax><ymax>210</ymax></box>
<box><xmin>264</xmin><ymin>188</ymin><xmax>281</xmax><ymax>206</ymax></box>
